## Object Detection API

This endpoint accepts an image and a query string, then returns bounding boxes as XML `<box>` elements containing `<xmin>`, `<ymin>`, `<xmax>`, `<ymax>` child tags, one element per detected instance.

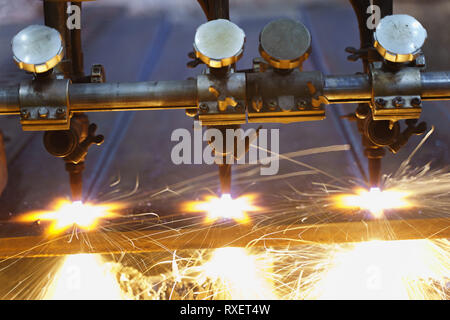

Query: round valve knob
<box><xmin>374</xmin><ymin>14</ymin><xmax>427</xmax><ymax>63</ymax></box>
<box><xmin>259</xmin><ymin>18</ymin><xmax>311</xmax><ymax>70</ymax></box>
<box><xmin>12</xmin><ymin>25</ymin><xmax>64</xmax><ymax>73</ymax></box>
<box><xmin>194</xmin><ymin>19</ymin><xmax>245</xmax><ymax>68</ymax></box>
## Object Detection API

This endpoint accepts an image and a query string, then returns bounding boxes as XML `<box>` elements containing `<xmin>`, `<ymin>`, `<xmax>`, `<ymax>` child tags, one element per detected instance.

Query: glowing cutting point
<box><xmin>15</xmin><ymin>199</ymin><xmax>120</xmax><ymax>235</ymax></box>
<box><xmin>183</xmin><ymin>193</ymin><xmax>260</xmax><ymax>224</ymax></box>
<box><xmin>312</xmin><ymin>239</ymin><xmax>447</xmax><ymax>299</ymax></box>
<box><xmin>335</xmin><ymin>187</ymin><xmax>412</xmax><ymax>218</ymax></box>
<box><xmin>199</xmin><ymin>247</ymin><xmax>277</xmax><ymax>299</ymax></box>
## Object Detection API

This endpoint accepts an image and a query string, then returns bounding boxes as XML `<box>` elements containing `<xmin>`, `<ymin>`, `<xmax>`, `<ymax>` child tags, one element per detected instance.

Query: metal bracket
<box><xmin>90</xmin><ymin>64</ymin><xmax>106</xmax><ymax>83</ymax></box>
<box><xmin>247</xmin><ymin>69</ymin><xmax>325</xmax><ymax>123</ymax></box>
<box><xmin>19</xmin><ymin>79</ymin><xmax>70</xmax><ymax>131</ymax></box>
<box><xmin>371</xmin><ymin>64</ymin><xmax>422</xmax><ymax>121</ymax></box>
<box><xmin>197</xmin><ymin>72</ymin><xmax>246</xmax><ymax>126</ymax></box>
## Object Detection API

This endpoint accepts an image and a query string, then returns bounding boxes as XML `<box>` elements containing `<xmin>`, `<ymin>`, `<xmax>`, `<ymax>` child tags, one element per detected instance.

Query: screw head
<box><xmin>411</xmin><ymin>97</ymin><xmax>422</xmax><ymax>107</ymax></box>
<box><xmin>38</xmin><ymin>107</ymin><xmax>49</xmax><ymax>118</ymax></box>
<box><xmin>199</xmin><ymin>103</ymin><xmax>209</xmax><ymax>113</ymax></box>
<box><xmin>56</xmin><ymin>107</ymin><xmax>65</xmax><ymax>118</ymax></box>
<box><xmin>268</xmin><ymin>100</ymin><xmax>277</xmax><ymax>110</ymax></box>
<box><xmin>375</xmin><ymin>98</ymin><xmax>387</xmax><ymax>108</ymax></box>
<box><xmin>296</xmin><ymin>99</ymin><xmax>308</xmax><ymax>110</ymax></box>
<box><xmin>392</xmin><ymin>96</ymin><xmax>405</xmax><ymax>107</ymax></box>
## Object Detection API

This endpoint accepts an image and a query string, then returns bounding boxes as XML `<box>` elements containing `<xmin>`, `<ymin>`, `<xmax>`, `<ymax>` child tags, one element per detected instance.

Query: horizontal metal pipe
<box><xmin>0</xmin><ymin>85</ymin><xmax>19</xmax><ymax>115</ymax></box>
<box><xmin>69</xmin><ymin>80</ymin><xmax>198</xmax><ymax>112</ymax></box>
<box><xmin>324</xmin><ymin>71</ymin><xmax>450</xmax><ymax>103</ymax></box>
<box><xmin>323</xmin><ymin>74</ymin><xmax>371</xmax><ymax>103</ymax></box>
<box><xmin>1</xmin><ymin>72</ymin><xmax>450</xmax><ymax>115</ymax></box>
<box><xmin>421</xmin><ymin>71</ymin><xmax>450</xmax><ymax>100</ymax></box>
<box><xmin>0</xmin><ymin>217</ymin><xmax>447</xmax><ymax>258</ymax></box>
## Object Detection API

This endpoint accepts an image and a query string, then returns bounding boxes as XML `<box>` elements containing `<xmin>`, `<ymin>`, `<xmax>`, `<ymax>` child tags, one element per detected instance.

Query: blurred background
<box><xmin>0</xmin><ymin>0</ymin><xmax>449</xmax><ymax>69</ymax></box>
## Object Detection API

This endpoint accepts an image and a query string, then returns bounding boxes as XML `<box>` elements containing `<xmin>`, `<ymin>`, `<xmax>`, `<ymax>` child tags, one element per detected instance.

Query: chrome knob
<box><xmin>12</xmin><ymin>25</ymin><xmax>64</xmax><ymax>73</ymax></box>
<box><xmin>374</xmin><ymin>14</ymin><xmax>427</xmax><ymax>63</ymax></box>
<box><xmin>259</xmin><ymin>18</ymin><xmax>311</xmax><ymax>70</ymax></box>
<box><xmin>194</xmin><ymin>19</ymin><xmax>245</xmax><ymax>68</ymax></box>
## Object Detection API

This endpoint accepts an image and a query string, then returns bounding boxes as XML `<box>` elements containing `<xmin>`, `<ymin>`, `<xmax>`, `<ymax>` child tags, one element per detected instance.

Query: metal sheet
<box><xmin>0</xmin><ymin>218</ymin><xmax>447</xmax><ymax>258</ymax></box>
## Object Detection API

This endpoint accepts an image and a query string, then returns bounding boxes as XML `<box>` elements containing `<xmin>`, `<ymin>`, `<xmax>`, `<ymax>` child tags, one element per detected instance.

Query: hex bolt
<box><xmin>392</xmin><ymin>97</ymin><xmax>405</xmax><ymax>108</ymax></box>
<box><xmin>375</xmin><ymin>98</ymin><xmax>387</xmax><ymax>108</ymax></box>
<box><xmin>199</xmin><ymin>103</ymin><xmax>209</xmax><ymax>113</ymax></box>
<box><xmin>411</xmin><ymin>97</ymin><xmax>422</xmax><ymax>107</ymax></box>
<box><xmin>38</xmin><ymin>107</ymin><xmax>49</xmax><ymax>118</ymax></box>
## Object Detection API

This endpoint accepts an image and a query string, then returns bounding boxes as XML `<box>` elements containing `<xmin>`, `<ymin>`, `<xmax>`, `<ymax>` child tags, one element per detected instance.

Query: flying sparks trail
<box><xmin>334</xmin><ymin>187</ymin><xmax>413</xmax><ymax>218</ymax></box>
<box><xmin>14</xmin><ymin>199</ymin><xmax>120</xmax><ymax>235</ymax></box>
<box><xmin>84</xmin><ymin>239</ymin><xmax>448</xmax><ymax>300</ymax></box>
<box><xmin>183</xmin><ymin>193</ymin><xmax>261</xmax><ymax>224</ymax></box>
<box><xmin>0</xmin><ymin>139</ymin><xmax>448</xmax><ymax>300</ymax></box>
<box><xmin>101</xmin><ymin>247</ymin><xmax>278</xmax><ymax>299</ymax></box>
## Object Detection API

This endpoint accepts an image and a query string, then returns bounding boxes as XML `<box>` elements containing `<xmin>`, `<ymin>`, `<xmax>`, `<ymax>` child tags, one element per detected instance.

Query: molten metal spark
<box><xmin>183</xmin><ymin>193</ymin><xmax>260</xmax><ymax>224</ymax></box>
<box><xmin>334</xmin><ymin>187</ymin><xmax>413</xmax><ymax>218</ymax></box>
<box><xmin>45</xmin><ymin>254</ymin><xmax>124</xmax><ymax>300</ymax></box>
<box><xmin>197</xmin><ymin>247</ymin><xmax>277</xmax><ymax>299</ymax></box>
<box><xmin>107</xmin><ymin>247</ymin><xmax>277</xmax><ymax>300</ymax></box>
<box><xmin>100</xmin><ymin>240</ymin><xmax>448</xmax><ymax>300</ymax></box>
<box><xmin>15</xmin><ymin>199</ymin><xmax>119</xmax><ymax>235</ymax></box>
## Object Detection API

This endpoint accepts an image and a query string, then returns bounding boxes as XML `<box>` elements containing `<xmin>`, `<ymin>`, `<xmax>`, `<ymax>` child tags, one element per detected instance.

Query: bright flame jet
<box><xmin>335</xmin><ymin>187</ymin><xmax>413</xmax><ymax>218</ymax></box>
<box><xmin>15</xmin><ymin>199</ymin><xmax>120</xmax><ymax>235</ymax></box>
<box><xmin>183</xmin><ymin>193</ymin><xmax>261</xmax><ymax>224</ymax></box>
